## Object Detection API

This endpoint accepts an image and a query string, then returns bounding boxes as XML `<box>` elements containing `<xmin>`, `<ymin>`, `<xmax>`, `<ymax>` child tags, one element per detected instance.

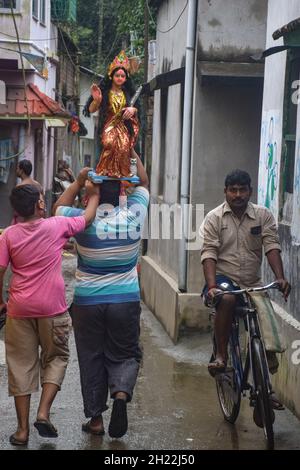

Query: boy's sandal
<box><xmin>9</xmin><ymin>434</ymin><xmax>28</xmax><ymax>446</ymax></box>
<box><xmin>82</xmin><ymin>420</ymin><xmax>105</xmax><ymax>436</ymax></box>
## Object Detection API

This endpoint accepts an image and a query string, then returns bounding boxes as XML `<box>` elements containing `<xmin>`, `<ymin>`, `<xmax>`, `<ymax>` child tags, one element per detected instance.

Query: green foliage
<box><xmin>74</xmin><ymin>0</ymin><xmax>157</xmax><ymax>77</ymax></box>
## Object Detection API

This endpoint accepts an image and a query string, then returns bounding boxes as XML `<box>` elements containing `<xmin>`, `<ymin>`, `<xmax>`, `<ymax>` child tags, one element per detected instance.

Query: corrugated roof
<box><xmin>0</xmin><ymin>83</ymin><xmax>71</xmax><ymax>119</ymax></box>
<box><xmin>273</xmin><ymin>17</ymin><xmax>300</xmax><ymax>40</ymax></box>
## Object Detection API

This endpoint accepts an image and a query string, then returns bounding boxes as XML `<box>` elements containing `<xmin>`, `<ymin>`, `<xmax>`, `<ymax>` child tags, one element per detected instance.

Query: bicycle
<box><xmin>209</xmin><ymin>281</ymin><xmax>282</xmax><ymax>450</ymax></box>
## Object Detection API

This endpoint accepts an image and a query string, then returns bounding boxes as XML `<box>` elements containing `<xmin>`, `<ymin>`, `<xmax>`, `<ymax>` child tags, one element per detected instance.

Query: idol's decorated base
<box><xmin>88</xmin><ymin>171</ymin><xmax>140</xmax><ymax>184</ymax></box>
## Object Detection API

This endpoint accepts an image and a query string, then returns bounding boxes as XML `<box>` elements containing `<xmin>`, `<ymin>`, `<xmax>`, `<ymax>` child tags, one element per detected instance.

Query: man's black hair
<box><xmin>99</xmin><ymin>181</ymin><xmax>121</xmax><ymax>207</ymax></box>
<box><xmin>10</xmin><ymin>185</ymin><xmax>41</xmax><ymax>217</ymax></box>
<box><xmin>18</xmin><ymin>159</ymin><xmax>32</xmax><ymax>177</ymax></box>
<box><xmin>225</xmin><ymin>169</ymin><xmax>252</xmax><ymax>189</ymax></box>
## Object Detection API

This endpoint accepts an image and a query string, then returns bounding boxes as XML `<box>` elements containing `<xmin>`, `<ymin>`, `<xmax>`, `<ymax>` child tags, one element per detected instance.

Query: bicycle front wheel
<box><xmin>252</xmin><ymin>338</ymin><xmax>275</xmax><ymax>450</ymax></box>
<box><xmin>215</xmin><ymin>338</ymin><xmax>241</xmax><ymax>424</ymax></box>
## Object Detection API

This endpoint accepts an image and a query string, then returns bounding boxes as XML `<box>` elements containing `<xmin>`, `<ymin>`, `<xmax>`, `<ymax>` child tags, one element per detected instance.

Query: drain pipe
<box><xmin>179</xmin><ymin>0</ymin><xmax>198</xmax><ymax>292</ymax></box>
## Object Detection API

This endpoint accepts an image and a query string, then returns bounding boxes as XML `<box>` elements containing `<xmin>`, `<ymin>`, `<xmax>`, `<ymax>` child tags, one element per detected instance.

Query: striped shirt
<box><xmin>56</xmin><ymin>186</ymin><xmax>149</xmax><ymax>305</ymax></box>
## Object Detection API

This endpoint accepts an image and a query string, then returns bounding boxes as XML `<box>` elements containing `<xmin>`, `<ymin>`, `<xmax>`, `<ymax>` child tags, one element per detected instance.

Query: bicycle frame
<box><xmin>211</xmin><ymin>281</ymin><xmax>280</xmax><ymax>447</ymax></box>
<box><xmin>217</xmin><ymin>281</ymin><xmax>279</xmax><ymax>402</ymax></box>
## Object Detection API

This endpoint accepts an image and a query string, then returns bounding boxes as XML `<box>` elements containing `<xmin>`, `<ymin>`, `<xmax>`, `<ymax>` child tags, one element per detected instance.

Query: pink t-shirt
<box><xmin>0</xmin><ymin>216</ymin><xmax>86</xmax><ymax>318</ymax></box>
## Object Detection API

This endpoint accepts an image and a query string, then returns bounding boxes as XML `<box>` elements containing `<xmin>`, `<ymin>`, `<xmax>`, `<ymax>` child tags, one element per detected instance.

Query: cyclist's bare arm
<box><xmin>203</xmin><ymin>259</ymin><xmax>219</xmax><ymax>298</ymax></box>
<box><xmin>266</xmin><ymin>249</ymin><xmax>291</xmax><ymax>301</ymax></box>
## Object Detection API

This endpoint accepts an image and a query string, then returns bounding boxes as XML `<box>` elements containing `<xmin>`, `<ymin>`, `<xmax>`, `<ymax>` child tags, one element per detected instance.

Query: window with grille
<box><xmin>0</xmin><ymin>0</ymin><xmax>16</xmax><ymax>8</ymax></box>
<box><xmin>280</xmin><ymin>49</ymin><xmax>300</xmax><ymax>223</ymax></box>
<box><xmin>40</xmin><ymin>0</ymin><xmax>45</xmax><ymax>24</ymax></box>
<box><xmin>32</xmin><ymin>0</ymin><xmax>38</xmax><ymax>18</ymax></box>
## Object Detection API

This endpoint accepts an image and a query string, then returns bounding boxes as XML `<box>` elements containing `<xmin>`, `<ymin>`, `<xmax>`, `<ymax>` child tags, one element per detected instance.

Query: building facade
<box><xmin>257</xmin><ymin>0</ymin><xmax>300</xmax><ymax>418</ymax></box>
<box><xmin>142</xmin><ymin>0</ymin><xmax>267</xmax><ymax>340</ymax></box>
<box><xmin>0</xmin><ymin>0</ymin><xmax>69</xmax><ymax>225</ymax></box>
<box><xmin>142</xmin><ymin>0</ymin><xmax>300</xmax><ymax>419</ymax></box>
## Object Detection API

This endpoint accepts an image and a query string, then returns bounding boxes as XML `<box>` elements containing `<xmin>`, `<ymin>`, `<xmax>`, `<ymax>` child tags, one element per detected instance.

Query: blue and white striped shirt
<box><xmin>56</xmin><ymin>187</ymin><xmax>149</xmax><ymax>305</ymax></box>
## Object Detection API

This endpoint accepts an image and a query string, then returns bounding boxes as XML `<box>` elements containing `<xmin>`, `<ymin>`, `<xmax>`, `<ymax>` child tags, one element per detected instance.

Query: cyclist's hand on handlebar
<box><xmin>276</xmin><ymin>279</ymin><xmax>291</xmax><ymax>301</ymax></box>
<box><xmin>207</xmin><ymin>287</ymin><xmax>223</xmax><ymax>300</ymax></box>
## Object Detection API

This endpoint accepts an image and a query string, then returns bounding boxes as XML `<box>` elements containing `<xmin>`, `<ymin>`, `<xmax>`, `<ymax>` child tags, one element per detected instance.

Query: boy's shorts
<box><xmin>5</xmin><ymin>312</ymin><xmax>71</xmax><ymax>396</ymax></box>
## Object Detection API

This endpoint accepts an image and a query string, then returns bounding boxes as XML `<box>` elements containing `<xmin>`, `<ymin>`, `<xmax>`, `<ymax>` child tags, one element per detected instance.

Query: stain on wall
<box><xmin>208</xmin><ymin>18</ymin><xmax>222</xmax><ymax>27</ymax></box>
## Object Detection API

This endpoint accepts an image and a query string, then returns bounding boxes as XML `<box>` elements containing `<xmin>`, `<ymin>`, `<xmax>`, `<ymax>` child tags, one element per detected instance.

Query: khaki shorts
<box><xmin>5</xmin><ymin>312</ymin><xmax>71</xmax><ymax>396</ymax></box>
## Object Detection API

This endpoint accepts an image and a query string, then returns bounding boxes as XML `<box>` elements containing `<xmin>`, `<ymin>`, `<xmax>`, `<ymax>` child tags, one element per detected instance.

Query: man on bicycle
<box><xmin>201</xmin><ymin>169</ymin><xmax>291</xmax><ymax>408</ymax></box>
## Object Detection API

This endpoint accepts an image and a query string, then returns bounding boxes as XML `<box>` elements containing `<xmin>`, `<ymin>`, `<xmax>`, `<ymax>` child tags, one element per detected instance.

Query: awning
<box><xmin>273</xmin><ymin>18</ymin><xmax>300</xmax><ymax>40</ymax></box>
<box><xmin>252</xmin><ymin>45</ymin><xmax>300</xmax><ymax>61</ymax></box>
<box><xmin>198</xmin><ymin>61</ymin><xmax>264</xmax><ymax>85</ymax></box>
<box><xmin>45</xmin><ymin>118</ymin><xmax>68</xmax><ymax>128</ymax></box>
<box><xmin>143</xmin><ymin>67</ymin><xmax>185</xmax><ymax>94</ymax></box>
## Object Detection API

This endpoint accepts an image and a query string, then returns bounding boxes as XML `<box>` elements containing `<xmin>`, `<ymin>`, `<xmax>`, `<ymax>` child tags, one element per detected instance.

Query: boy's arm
<box><xmin>52</xmin><ymin>167</ymin><xmax>91</xmax><ymax>215</ymax></box>
<box><xmin>0</xmin><ymin>267</ymin><xmax>7</xmax><ymax>310</ymax></box>
<box><xmin>83</xmin><ymin>181</ymin><xmax>100</xmax><ymax>226</ymax></box>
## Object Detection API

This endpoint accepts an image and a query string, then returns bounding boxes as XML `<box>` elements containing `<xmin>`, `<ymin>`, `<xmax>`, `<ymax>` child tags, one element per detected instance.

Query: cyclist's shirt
<box><xmin>200</xmin><ymin>201</ymin><xmax>281</xmax><ymax>287</ymax></box>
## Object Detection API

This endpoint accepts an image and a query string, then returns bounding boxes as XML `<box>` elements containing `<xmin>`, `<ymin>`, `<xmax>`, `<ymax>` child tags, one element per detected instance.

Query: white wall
<box><xmin>155</xmin><ymin>0</ymin><xmax>188</xmax><ymax>75</ymax></box>
<box><xmin>163</xmin><ymin>83</ymin><xmax>182</xmax><ymax>204</ymax></box>
<box><xmin>150</xmin><ymin>89</ymin><xmax>161</xmax><ymax>197</ymax></box>
<box><xmin>79</xmin><ymin>72</ymin><xmax>97</xmax><ymax>140</ymax></box>
<box><xmin>150</xmin><ymin>0</ymin><xmax>266</xmax><ymax>286</ymax></box>
<box><xmin>258</xmin><ymin>0</ymin><xmax>300</xmax><ymax>223</ymax></box>
<box><xmin>198</xmin><ymin>0</ymin><xmax>268</xmax><ymax>60</ymax></box>
<box><xmin>0</xmin><ymin>0</ymin><xmax>30</xmax><ymax>43</ymax></box>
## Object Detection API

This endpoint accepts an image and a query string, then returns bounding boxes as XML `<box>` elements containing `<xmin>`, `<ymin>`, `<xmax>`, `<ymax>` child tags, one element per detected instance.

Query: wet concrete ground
<box><xmin>0</xmin><ymin>258</ymin><xmax>300</xmax><ymax>450</ymax></box>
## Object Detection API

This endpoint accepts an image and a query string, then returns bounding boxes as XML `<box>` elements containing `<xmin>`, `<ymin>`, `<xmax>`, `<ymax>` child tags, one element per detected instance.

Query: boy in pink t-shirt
<box><xmin>0</xmin><ymin>178</ymin><xmax>99</xmax><ymax>446</ymax></box>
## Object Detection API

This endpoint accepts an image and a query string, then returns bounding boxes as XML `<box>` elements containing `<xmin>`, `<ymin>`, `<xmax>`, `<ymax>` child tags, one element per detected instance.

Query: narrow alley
<box><xmin>0</xmin><ymin>258</ymin><xmax>299</xmax><ymax>451</ymax></box>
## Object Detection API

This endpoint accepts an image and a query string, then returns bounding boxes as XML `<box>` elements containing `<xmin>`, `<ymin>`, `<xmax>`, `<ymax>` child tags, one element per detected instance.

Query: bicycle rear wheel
<box><xmin>214</xmin><ymin>336</ymin><xmax>241</xmax><ymax>424</ymax></box>
<box><xmin>252</xmin><ymin>338</ymin><xmax>275</xmax><ymax>450</ymax></box>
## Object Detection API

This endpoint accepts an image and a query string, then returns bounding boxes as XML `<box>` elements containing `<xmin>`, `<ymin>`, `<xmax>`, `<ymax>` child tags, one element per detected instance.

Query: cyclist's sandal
<box><xmin>270</xmin><ymin>393</ymin><xmax>285</xmax><ymax>410</ymax></box>
<box><xmin>208</xmin><ymin>359</ymin><xmax>226</xmax><ymax>377</ymax></box>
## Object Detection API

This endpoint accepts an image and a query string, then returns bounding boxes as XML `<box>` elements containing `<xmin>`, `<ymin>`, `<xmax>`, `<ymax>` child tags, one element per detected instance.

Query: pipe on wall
<box><xmin>178</xmin><ymin>0</ymin><xmax>198</xmax><ymax>292</ymax></box>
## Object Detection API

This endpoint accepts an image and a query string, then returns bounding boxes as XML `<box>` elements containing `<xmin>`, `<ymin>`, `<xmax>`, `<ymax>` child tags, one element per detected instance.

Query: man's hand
<box><xmin>132</xmin><ymin>150</ymin><xmax>149</xmax><ymax>188</ymax></box>
<box><xmin>276</xmin><ymin>279</ymin><xmax>291</xmax><ymax>301</ymax></box>
<box><xmin>85</xmin><ymin>180</ymin><xmax>100</xmax><ymax>198</ymax></box>
<box><xmin>207</xmin><ymin>287</ymin><xmax>222</xmax><ymax>300</ymax></box>
<box><xmin>77</xmin><ymin>167</ymin><xmax>92</xmax><ymax>188</ymax></box>
<box><xmin>91</xmin><ymin>84</ymin><xmax>102</xmax><ymax>102</ymax></box>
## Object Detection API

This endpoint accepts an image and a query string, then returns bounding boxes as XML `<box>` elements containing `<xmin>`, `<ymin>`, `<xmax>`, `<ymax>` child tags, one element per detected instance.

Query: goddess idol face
<box><xmin>112</xmin><ymin>68</ymin><xmax>127</xmax><ymax>87</ymax></box>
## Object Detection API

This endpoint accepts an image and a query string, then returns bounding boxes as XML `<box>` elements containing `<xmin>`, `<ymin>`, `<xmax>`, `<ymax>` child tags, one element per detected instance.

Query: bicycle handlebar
<box><xmin>215</xmin><ymin>281</ymin><xmax>280</xmax><ymax>297</ymax></box>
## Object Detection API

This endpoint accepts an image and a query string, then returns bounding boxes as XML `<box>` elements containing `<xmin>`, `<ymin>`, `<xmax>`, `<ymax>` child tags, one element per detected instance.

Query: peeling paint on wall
<box><xmin>258</xmin><ymin>111</ymin><xmax>282</xmax><ymax>220</ymax></box>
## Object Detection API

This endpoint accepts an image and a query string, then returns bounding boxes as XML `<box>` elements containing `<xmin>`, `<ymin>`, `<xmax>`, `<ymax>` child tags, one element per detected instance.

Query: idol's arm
<box><xmin>89</xmin><ymin>99</ymin><xmax>102</xmax><ymax>113</ymax></box>
<box><xmin>89</xmin><ymin>84</ymin><xmax>103</xmax><ymax>113</ymax></box>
